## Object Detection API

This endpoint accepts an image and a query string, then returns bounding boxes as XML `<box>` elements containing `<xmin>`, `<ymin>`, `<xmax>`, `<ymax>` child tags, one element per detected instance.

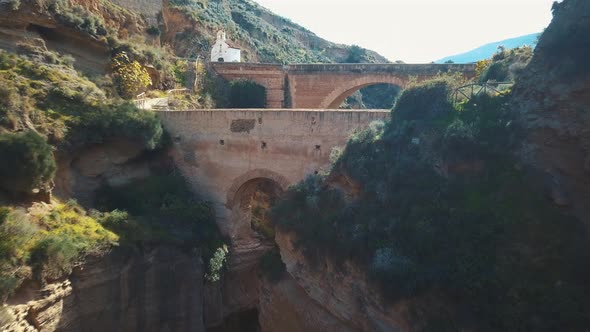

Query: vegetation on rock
<box><xmin>477</xmin><ymin>46</ymin><xmax>533</xmax><ymax>82</ymax></box>
<box><xmin>272</xmin><ymin>75</ymin><xmax>590</xmax><ymax>331</ymax></box>
<box><xmin>95</xmin><ymin>174</ymin><xmax>225</xmax><ymax>279</ymax></box>
<box><xmin>0</xmin><ymin>51</ymin><xmax>163</xmax><ymax>150</ymax></box>
<box><xmin>0</xmin><ymin>131</ymin><xmax>56</xmax><ymax>194</ymax></box>
<box><xmin>0</xmin><ymin>201</ymin><xmax>118</xmax><ymax>301</ymax></box>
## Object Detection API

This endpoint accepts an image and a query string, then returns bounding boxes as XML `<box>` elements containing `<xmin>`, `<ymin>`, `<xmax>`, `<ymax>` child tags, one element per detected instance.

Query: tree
<box><xmin>229</xmin><ymin>79</ymin><xmax>266</xmax><ymax>108</ymax></box>
<box><xmin>345</xmin><ymin>45</ymin><xmax>366</xmax><ymax>63</ymax></box>
<box><xmin>111</xmin><ymin>52</ymin><xmax>152</xmax><ymax>99</ymax></box>
<box><xmin>0</xmin><ymin>131</ymin><xmax>56</xmax><ymax>194</ymax></box>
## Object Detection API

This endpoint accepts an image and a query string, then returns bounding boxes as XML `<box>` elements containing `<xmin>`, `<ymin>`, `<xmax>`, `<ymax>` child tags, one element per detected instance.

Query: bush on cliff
<box><xmin>95</xmin><ymin>174</ymin><xmax>226</xmax><ymax>282</ymax></box>
<box><xmin>0</xmin><ymin>202</ymin><xmax>119</xmax><ymax>301</ymax></box>
<box><xmin>0</xmin><ymin>51</ymin><xmax>164</xmax><ymax>152</ymax></box>
<box><xmin>95</xmin><ymin>175</ymin><xmax>223</xmax><ymax>258</ymax></box>
<box><xmin>64</xmin><ymin>102</ymin><xmax>164</xmax><ymax>150</ymax></box>
<box><xmin>478</xmin><ymin>46</ymin><xmax>533</xmax><ymax>82</ymax></box>
<box><xmin>0</xmin><ymin>131</ymin><xmax>56</xmax><ymax>194</ymax></box>
<box><xmin>271</xmin><ymin>77</ymin><xmax>590</xmax><ymax>331</ymax></box>
<box><xmin>229</xmin><ymin>79</ymin><xmax>267</xmax><ymax>108</ymax></box>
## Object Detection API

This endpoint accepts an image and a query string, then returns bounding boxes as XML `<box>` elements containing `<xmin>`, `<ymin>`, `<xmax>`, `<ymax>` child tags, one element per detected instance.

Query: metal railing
<box><xmin>452</xmin><ymin>82</ymin><xmax>513</xmax><ymax>105</ymax></box>
<box><xmin>134</xmin><ymin>92</ymin><xmax>147</xmax><ymax>109</ymax></box>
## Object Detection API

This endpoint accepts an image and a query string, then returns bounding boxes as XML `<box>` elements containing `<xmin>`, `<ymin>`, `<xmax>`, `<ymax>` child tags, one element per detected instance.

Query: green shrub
<box><xmin>359</xmin><ymin>84</ymin><xmax>401</xmax><ymax>109</ymax></box>
<box><xmin>229</xmin><ymin>79</ymin><xmax>266</xmax><ymax>108</ymax></box>
<box><xmin>0</xmin><ymin>131</ymin><xmax>56</xmax><ymax>194</ymax></box>
<box><xmin>47</xmin><ymin>0</ymin><xmax>108</xmax><ymax>37</ymax></box>
<box><xmin>64</xmin><ymin>103</ymin><xmax>164</xmax><ymax>150</ymax></box>
<box><xmin>344</xmin><ymin>45</ymin><xmax>367</xmax><ymax>63</ymax></box>
<box><xmin>29</xmin><ymin>235</ymin><xmax>80</xmax><ymax>280</ymax></box>
<box><xmin>146</xmin><ymin>26</ymin><xmax>161</xmax><ymax>36</ymax></box>
<box><xmin>206</xmin><ymin>245</ymin><xmax>228</xmax><ymax>282</ymax></box>
<box><xmin>392</xmin><ymin>77</ymin><xmax>455</xmax><ymax>123</ymax></box>
<box><xmin>479</xmin><ymin>46</ymin><xmax>533</xmax><ymax>82</ymax></box>
<box><xmin>95</xmin><ymin>175</ymin><xmax>222</xmax><ymax>256</ymax></box>
<box><xmin>0</xmin><ymin>209</ymin><xmax>38</xmax><ymax>300</ymax></box>
<box><xmin>0</xmin><ymin>208</ymin><xmax>9</xmax><ymax>225</ymax></box>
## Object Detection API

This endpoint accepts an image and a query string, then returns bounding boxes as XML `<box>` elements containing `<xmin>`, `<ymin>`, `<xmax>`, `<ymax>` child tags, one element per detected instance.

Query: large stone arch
<box><xmin>319</xmin><ymin>75</ymin><xmax>410</xmax><ymax>109</ymax></box>
<box><xmin>226</xmin><ymin>168</ymin><xmax>291</xmax><ymax>208</ymax></box>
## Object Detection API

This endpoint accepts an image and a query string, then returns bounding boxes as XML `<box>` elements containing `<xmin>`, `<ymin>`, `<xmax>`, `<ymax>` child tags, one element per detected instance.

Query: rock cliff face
<box><xmin>0</xmin><ymin>0</ymin><xmax>146</xmax><ymax>74</ymax></box>
<box><xmin>54</xmin><ymin>141</ymin><xmax>153</xmax><ymax>205</ymax></box>
<box><xmin>273</xmin><ymin>231</ymin><xmax>410</xmax><ymax>332</ymax></box>
<box><xmin>258</xmin><ymin>275</ymin><xmax>357</xmax><ymax>332</ymax></box>
<box><xmin>3</xmin><ymin>247</ymin><xmax>205</xmax><ymax>332</ymax></box>
<box><xmin>512</xmin><ymin>0</ymin><xmax>590</xmax><ymax>224</ymax></box>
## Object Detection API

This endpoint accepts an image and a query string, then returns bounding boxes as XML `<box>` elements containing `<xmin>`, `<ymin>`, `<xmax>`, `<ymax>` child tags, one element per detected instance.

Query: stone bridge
<box><xmin>212</xmin><ymin>62</ymin><xmax>476</xmax><ymax>108</ymax></box>
<box><xmin>157</xmin><ymin>109</ymin><xmax>389</xmax><ymax>245</ymax></box>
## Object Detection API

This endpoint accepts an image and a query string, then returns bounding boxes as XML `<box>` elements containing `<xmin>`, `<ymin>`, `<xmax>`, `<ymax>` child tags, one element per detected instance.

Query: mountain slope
<box><xmin>164</xmin><ymin>0</ymin><xmax>389</xmax><ymax>63</ymax></box>
<box><xmin>437</xmin><ymin>33</ymin><xmax>539</xmax><ymax>63</ymax></box>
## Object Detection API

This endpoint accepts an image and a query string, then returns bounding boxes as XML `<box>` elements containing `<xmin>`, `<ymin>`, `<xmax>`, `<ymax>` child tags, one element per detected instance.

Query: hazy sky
<box><xmin>254</xmin><ymin>0</ymin><xmax>555</xmax><ymax>63</ymax></box>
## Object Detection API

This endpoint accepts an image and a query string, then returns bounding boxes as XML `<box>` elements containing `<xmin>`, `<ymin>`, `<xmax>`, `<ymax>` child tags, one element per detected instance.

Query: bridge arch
<box><xmin>226</xmin><ymin>168</ymin><xmax>291</xmax><ymax>208</ymax></box>
<box><xmin>320</xmin><ymin>76</ymin><xmax>409</xmax><ymax>109</ymax></box>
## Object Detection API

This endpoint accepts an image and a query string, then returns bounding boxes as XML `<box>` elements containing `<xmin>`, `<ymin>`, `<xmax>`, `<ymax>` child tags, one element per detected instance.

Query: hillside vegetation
<box><xmin>168</xmin><ymin>0</ymin><xmax>386</xmax><ymax>63</ymax></box>
<box><xmin>271</xmin><ymin>50</ymin><xmax>590</xmax><ymax>330</ymax></box>
<box><xmin>0</xmin><ymin>49</ymin><xmax>222</xmax><ymax>302</ymax></box>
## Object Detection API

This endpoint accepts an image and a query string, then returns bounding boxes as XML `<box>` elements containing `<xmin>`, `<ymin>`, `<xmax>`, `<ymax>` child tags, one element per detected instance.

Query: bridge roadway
<box><xmin>212</xmin><ymin>62</ymin><xmax>476</xmax><ymax>108</ymax></box>
<box><xmin>157</xmin><ymin>108</ymin><xmax>389</xmax><ymax>237</ymax></box>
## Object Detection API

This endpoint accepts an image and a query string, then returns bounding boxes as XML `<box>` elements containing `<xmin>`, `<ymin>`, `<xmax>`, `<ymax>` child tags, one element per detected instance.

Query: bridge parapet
<box><xmin>212</xmin><ymin>62</ymin><xmax>476</xmax><ymax>109</ymax></box>
<box><xmin>284</xmin><ymin>63</ymin><xmax>476</xmax><ymax>74</ymax></box>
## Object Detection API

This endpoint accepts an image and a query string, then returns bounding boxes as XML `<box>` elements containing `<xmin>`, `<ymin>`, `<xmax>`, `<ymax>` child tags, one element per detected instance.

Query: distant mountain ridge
<box><xmin>436</xmin><ymin>33</ymin><xmax>540</xmax><ymax>63</ymax></box>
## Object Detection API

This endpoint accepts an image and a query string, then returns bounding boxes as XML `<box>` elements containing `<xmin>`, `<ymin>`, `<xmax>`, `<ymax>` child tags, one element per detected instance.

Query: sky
<box><xmin>253</xmin><ymin>0</ymin><xmax>555</xmax><ymax>63</ymax></box>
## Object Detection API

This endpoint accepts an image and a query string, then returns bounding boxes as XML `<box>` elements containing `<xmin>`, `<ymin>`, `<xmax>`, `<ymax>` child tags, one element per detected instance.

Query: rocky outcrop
<box><xmin>54</xmin><ymin>141</ymin><xmax>153</xmax><ymax>205</ymax></box>
<box><xmin>258</xmin><ymin>276</ymin><xmax>357</xmax><ymax>332</ymax></box>
<box><xmin>160</xmin><ymin>0</ymin><xmax>196</xmax><ymax>46</ymax></box>
<box><xmin>512</xmin><ymin>0</ymin><xmax>590</xmax><ymax>224</ymax></box>
<box><xmin>0</xmin><ymin>1</ymin><xmax>111</xmax><ymax>74</ymax></box>
<box><xmin>3</xmin><ymin>247</ymin><xmax>205</xmax><ymax>332</ymax></box>
<box><xmin>275</xmin><ymin>231</ymin><xmax>410</xmax><ymax>332</ymax></box>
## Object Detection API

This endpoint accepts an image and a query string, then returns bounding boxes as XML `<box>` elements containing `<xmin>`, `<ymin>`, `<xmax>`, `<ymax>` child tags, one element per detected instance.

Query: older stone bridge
<box><xmin>157</xmin><ymin>109</ymin><xmax>388</xmax><ymax>249</ymax></box>
<box><xmin>212</xmin><ymin>62</ymin><xmax>476</xmax><ymax>108</ymax></box>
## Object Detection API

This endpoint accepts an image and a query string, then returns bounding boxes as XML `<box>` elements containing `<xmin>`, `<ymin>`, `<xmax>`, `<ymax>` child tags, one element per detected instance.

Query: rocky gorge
<box><xmin>1</xmin><ymin>0</ymin><xmax>590</xmax><ymax>331</ymax></box>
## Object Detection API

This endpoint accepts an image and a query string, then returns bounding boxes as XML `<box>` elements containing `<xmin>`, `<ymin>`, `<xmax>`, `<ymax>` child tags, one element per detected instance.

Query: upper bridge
<box><xmin>212</xmin><ymin>62</ymin><xmax>476</xmax><ymax>108</ymax></box>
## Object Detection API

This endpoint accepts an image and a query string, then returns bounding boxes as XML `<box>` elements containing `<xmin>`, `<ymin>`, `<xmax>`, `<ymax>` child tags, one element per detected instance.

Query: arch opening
<box><xmin>231</xmin><ymin>177</ymin><xmax>284</xmax><ymax>240</ymax></box>
<box><xmin>229</xmin><ymin>79</ymin><xmax>267</xmax><ymax>108</ymax></box>
<box><xmin>320</xmin><ymin>76</ymin><xmax>408</xmax><ymax>109</ymax></box>
<box><xmin>338</xmin><ymin>83</ymin><xmax>402</xmax><ymax>110</ymax></box>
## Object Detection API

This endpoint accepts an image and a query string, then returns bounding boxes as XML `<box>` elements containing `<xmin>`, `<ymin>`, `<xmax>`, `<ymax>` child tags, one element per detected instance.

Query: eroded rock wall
<box><xmin>3</xmin><ymin>247</ymin><xmax>205</xmax><ymax>332</ymax></box>
<box><xmin>512</xmin><ymin>0</ymin><xmax>590</xmax><ymax>224</ymax></box>
<box><xmin>274</xmin><ymin>231</ymin><xmax>411</xmax><ymax>332</ymax></box>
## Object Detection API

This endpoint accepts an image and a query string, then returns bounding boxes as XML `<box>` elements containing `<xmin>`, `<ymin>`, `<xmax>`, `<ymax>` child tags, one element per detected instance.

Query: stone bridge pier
<box><xmin>157</xmin><ymin>108</ymin><xmax>388</xmax><ymax>323</ymax></box>
<box><xmin>212</xmin><ymin>63</ymin><xmax>476</xmax><ymax>109</ymax></box>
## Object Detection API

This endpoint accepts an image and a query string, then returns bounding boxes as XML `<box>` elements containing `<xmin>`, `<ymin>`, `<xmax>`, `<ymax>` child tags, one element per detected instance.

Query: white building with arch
<box><xmin>210</xmin><ymin>30</ymin><xmax>241</xmax><ymax>63</ymax></box>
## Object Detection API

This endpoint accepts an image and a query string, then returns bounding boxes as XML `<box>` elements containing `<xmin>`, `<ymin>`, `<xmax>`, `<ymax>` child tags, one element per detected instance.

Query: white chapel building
<box><xmin>210</xmin><ymin>30</ymin><xmax>241</xmax><ymax>63</ymax></box>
